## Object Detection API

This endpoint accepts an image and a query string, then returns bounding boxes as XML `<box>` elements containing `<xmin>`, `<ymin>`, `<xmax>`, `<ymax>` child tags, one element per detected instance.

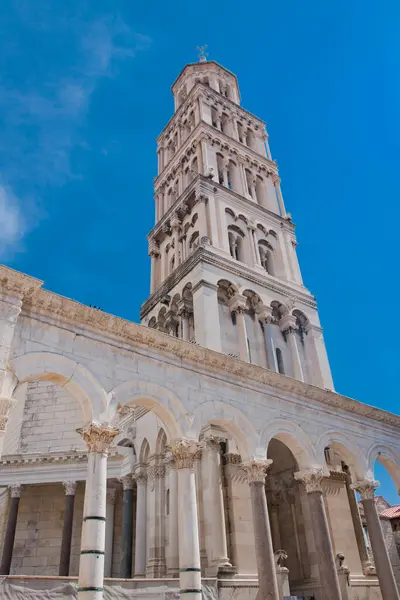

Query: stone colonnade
<box><xmin>0</xmin><ymin>423</ymin><xmax>399</xmax><ymax>600</ymax></box>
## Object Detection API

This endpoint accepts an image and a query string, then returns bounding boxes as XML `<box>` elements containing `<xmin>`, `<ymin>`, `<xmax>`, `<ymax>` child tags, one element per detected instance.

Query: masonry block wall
<box><xmin>19</xmin><ymin>382</ymin><xmax>85</xmax><ymax>453</ymax></box>
<box><xmin>380</xmin><ymin>518</ymin><xmax>400</xmax><ymax>589</ymax></box>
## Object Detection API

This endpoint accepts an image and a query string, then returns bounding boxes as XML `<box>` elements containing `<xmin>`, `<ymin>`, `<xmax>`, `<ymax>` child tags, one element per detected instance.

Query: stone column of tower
<box><xmin>141</xmin><ymin>57</ymin><xmax>334</xmax><ymax>391</ymax></box>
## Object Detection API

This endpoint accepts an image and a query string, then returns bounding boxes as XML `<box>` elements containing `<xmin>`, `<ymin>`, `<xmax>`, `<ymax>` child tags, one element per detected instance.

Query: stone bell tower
<box><xmin>140</xmin><ymin>51</ymin><xmax>334</xmax><ymax>390</ymax></box>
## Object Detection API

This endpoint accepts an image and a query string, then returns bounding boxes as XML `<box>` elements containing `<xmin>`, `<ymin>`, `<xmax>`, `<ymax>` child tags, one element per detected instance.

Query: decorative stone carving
<box><xmin>243</xmin><ymin>459</ymin><xmax>272</xmax><ymax>484</ymax></box>
<box><xmin>10</xmin><ymin>484</ymin><xmax>22</xmax><ymax>498</ymax></box>
<box><xmin>0</xmin><ymin>415</ymin><xmax>8</xmax><ymax>431</ymax></box>
<box><xmin>274</xmin><ymin>549</ymin><xmax>288</xmax><ymax>568</ymax></box>
<box><xmin>135</xmin><ymin>468</ymin><xmax>147</xmax><ymax>485</ymax></box>
<box><xmin>203</xmin><ymin>434</ymin><xmax>224</xmax><ymax>453</ymax></box>
<box><xmin>63</xmin><ymin>481</ymin><xmax>77</xmax><ymax>496</ymax></box>
<box><xmin>295</xmin><ymin>468</ymin><xmax>325</xmax><ymax>493</ymax></box>
<box><xmin>351</xmin><ymin>479</ymin><xmax>379</xmax><ymax>500</ymax></box>
<box><xmin>121</xmin><ymin>474</ymin><xmax>134</xmax><ymax>490</ymax></box>
<box><xmin>77</xmin><ymin>422</ymin><xmax>119</xmax><ymax>454</ymax></box>
<box><xmin>223</xmin><ymin>453</ymin><xmax>242</xmax><ymax>466</ymax></box>
<box><xmin>147</xmin><ymin>464</ymin><xmax>166</xmax><ymax>480</ymax></box>
<box><xmin>171</xmin><ymin>438</ymin><xmax>201</xmax><ymax>470</ymax></box>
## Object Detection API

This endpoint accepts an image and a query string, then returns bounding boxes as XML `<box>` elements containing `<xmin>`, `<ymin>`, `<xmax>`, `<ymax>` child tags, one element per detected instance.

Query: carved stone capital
<box><xmin>228</xmin><ymin>294</ymin><xmax>247</xmax><ymax>315</ymax></box>
<box><xmin>351</xmin><ymin>479</ymin><xmax>379</xmax><ymax>500</ymax></box>
<box><xmin>147</xmin><ymin>464</ymin><xmax>166</xmax><ymax>480</ymax></box>
<box><xmin>10</xmin><ymin>484</ymin><xmax>22</xmax><ymax>499</ymax></box>
<box><xmin>77</xmin><ymin>422</ymin><xmax>119</xmax><ymax>454</ymax></box>
<box><xmin>63</xmin><ymin>481</ymin><xmax>77</xmax><ymax>496</ymax></box>
<box><xmin>243</xmin><ymin>459</ymin><xmax>273</xmax><ymax>484</ymax></box>
<box><xmin>256</xmin><ymin>305</ymin><xmax>273</xmax><ymax>324</ymax></box>
<box><xmin>203</xmin><ymin>434</ymin><xmax>224</xmax><ymax>453</ymax></box>
<box><xmin>295</xmin><ymin>468</ymin><xmax>325</xmax><ymax>493</ymax></box>
<box><xmin>171</xmin><ymin>438</ymin><xmax>201</xmax><ymax>470</ymax></box>
<box><xmin>223</xmin><ymin>453</ymin><xmax>242</xmax><ymax>466</ymax></box>
<box><xmin>121</xmin><ymin>474</ymin><xmax>134</xmax><ymax>490</ymax></box>
<box><xmin>279</xmin><ymin>313</ymin><xmax>297</xmax><ymax>335</ymax></box>
<box><xmin>135</xmin><ymin>467</ymin><xmax>147</xmax><ymax>485</ymax></box>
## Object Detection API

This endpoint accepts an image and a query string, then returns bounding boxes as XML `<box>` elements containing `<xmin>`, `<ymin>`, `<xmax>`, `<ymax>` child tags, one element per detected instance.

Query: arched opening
<box><xmin>276</xmin><ymin>348</ymin><xmax>285</xmax><ymax>375</ymax></box>
<box><xmin>228</xmin><ymin>160</ymin><xmax>240</xmax><ymax>193</ymax></box>
<box><xmin>266</xmin><ymin>437</ymin><xmax>310</xmax><ymax>592</ymax></box>
<box><xmin>217</xmin><ymin>280</ymin><xmax>240</xmax><ymax>358</ymax></box>
<box><xmin>216</xmin><ymin>152</ymin><xmax>225</xmax><ymax>185</ymax></box>
<box><xmin>228</xmin><ymin>225</ymin><xmax>245</xmax><ymax>262</ymax></box>
<box><xmin>258</xmin><ymin>240</ymin><xmax>275</xmax><ymax>275</ymax></box>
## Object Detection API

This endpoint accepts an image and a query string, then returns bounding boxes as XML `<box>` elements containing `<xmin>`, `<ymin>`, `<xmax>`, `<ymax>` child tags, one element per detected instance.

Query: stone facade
<box><xmin>0</xmin><ymin>56</ymin><xmax>399</xmax><ymax>600</ymax></box>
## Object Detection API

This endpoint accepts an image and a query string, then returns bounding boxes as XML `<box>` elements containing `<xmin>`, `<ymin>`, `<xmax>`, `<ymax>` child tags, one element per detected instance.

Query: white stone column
<box><xmin>305</xmin><ymin>324</ymin><xmax>334</xmax><ymax>390</ymax></box>
<box><xmin>77</xmin><ymin>422</ymin><xmax>119</xmax><ymax>600</ymax></box>
<box><xmin>203</xmin><ymin>435</ymin><xmax>231</xmax><ymax>571</ymax></box>
<box><xmin>273</xmin><ymin>176</ymin><xmax>287</xmax><ymax>217</ymax></box>
<box><xmin>134</xmin><ymin>468</ymin><xmax>147</xmax><ymax>577</ymax></box>
<box><xmin>172</xmin><ymin>439</ymin><xmax>202</xmax><ymax>600</ymax></box>
<box><xmin>166</xmin><ymin>453</ymin><xmax>179</xmax><ymax>577</ymax></box>
<box><xmin>264</xmin><ymin>133</ymin><xmax>272</xmax><ymax>160</ymax></box>
<box><xmin>352</xmin><ymin>480</ymin><xmax>400</xmax><ymax>600</ymax></box>
<box><xmin>257</xmin><ymin>307</ymin><xmax>278</xmax><ymax>372</ymax></box>
<box><xmin>146</xmin><ymin>461</ymin><xmax>166</xmax><ymax>577</ymax></box>
<box><xmin>279</xmin><ymin>314</ymin><xmax>305</xmax><ymax>382</ymax></box>
<box><xmin>244</xmin><ymin>460</ymin><xmax>280</xmax><ymax>600</ymax></box>
<box><xmin>229</xmin><ymin>295</ymin><xmax>249</xmax><ymax>362</ymax></box>
<box><xmin>104</xmin><ymin>488</ymin><xmax>116</xmax><ymax>578</ymax></box>
<box><xmin>247</xmin><ymin>224</ymin><xmax>259</xmax><ymax>267</ymax></box>
<box><xmin>192</xmin><ymin>281</ymin><xmax>221</xmax><ymax>352</ymax></box>
<box><xmin>180</xmin><ymin>308</ymin><xmax>190</xmax><ymax>341</ymax></box>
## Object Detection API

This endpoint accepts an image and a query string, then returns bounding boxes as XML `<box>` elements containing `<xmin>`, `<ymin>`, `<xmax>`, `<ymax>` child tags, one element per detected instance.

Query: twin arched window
<box><xmin>228</xmin><ymin>227</ymin><xmax>244</xmax><ymax>262</ymax></box>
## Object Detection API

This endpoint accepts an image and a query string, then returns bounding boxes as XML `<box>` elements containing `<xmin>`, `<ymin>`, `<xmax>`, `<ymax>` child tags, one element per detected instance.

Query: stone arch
<box><xmin>139</xmin><ymin>438</ymin><xmax>150</xmax><ymax>463</ymax></box>
<box><xmin>316</xmin><ymin>430</ymin><xmax>367</xmax><ymax>480</ymax></box>
<box><xmin>10</xmin><ymin>352</ymin><xmax>108</xmax><ymax>421</ymax></box>
<box><xmin>156</xmin><ymin>427</ymin><xmax>168</xmax><ymax>454</ymax></box>
<box><xmin>191</xmin><ymin>400</ymin><xmax>258</xmax><ymax>461</ymax></box>
<box><xmin>367</xmin><ymin>443</ymin><xmax>400</xmax><ymax>490</ymax></box>
<box><xmin>108</xmin><ymin>379</ymin><xmax>190</xmax><ymax>440</ymax></box>
<box><xmin>260</xmin><ymin>419</ymin><xmax>317</xmax><ymax>469</ymax></box>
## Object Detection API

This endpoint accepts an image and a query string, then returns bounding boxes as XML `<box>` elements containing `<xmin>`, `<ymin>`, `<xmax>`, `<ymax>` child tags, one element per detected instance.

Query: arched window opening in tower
<box><xmin>276</xmin><ymin>348</ymin><xmax>285</xmax><ymax>375</ymax></box>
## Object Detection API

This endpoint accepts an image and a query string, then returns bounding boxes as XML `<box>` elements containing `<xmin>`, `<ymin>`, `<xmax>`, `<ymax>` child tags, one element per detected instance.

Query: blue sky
<box><xmin>1</xmin><ymin>0</ymin><xmax>399</xmax><ymax>502</ymax></box>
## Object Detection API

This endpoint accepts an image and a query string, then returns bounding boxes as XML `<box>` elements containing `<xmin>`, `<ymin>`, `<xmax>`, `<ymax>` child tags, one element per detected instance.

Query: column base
<box><xmin>205</xmin><ymin>565</ymin><xmax>237</xmax><ymax>578</ymax></box>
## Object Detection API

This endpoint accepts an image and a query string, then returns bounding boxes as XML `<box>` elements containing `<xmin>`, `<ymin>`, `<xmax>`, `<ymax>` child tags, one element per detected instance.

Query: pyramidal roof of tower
<box><xmin>171</xmin><ymin>60</ymin><xmax>240</xmax><ymax>93</ymax></box>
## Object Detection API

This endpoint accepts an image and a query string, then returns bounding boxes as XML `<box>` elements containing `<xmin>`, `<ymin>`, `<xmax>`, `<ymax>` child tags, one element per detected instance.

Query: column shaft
<box><xmin>77</xmin><ymin>423</ymin><xmax>118</xmax><ymax>600</ymax></box>
<box><xmin>104</xmin><ymin>489</ymin><xmax>116</xmax><ymax>578</ymax></box>
<box><xmin>204</xmin><ymin>437</ymin><xmax>230</xmax><ymax>568</ymax></box>
<box><xmin>59</xmin><ymin>483</ymin><xmax>76</xmax><ymax>576</ymax></box>
<box><xmin>235</xmin><ymin>310</ymin><xmax>249</xmax><ymax>362</ymax></box>
<box><xmin>173</xmin><ymin>440</ymin><xmax>202</xmax><ymax>600</ymax></box>
<box><xmin>120</xmin><ymin>477</ymin><xmax>134</xmax><ymax>579</ymax></box>
<box><xmin>248</xmin><ymin>478</ymin><xmax>280</xmax><ymax>600</ymax></box>
<box><xmin>269</xmin><ymin>504</ymin><xmax>282</xmax><ymax>551</ymax></box>
<box><xmin>362</xmin><ymin>497</ymin><xmax>399</xmax><ymax>599</ymax></box>
<box><xmin>167</xmin><ymin>462</ymin><xmax>179</xmax><ymax>576</ymax></box>
<box><xmin>134</xmin><ymin>474</ymin><xmax>147</xmax><ymax>576</ymax></box>
<box><xmin>0</xmin><ymin>486</ymin><xmax>21</xmax><ymax>575</ymax></box>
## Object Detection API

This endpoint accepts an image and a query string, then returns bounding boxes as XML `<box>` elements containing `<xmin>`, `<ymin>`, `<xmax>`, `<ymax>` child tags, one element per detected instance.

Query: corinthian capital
<box><xmin>171</xmin><ymin>438</ymin><xmax>201</xmax><ymax>470</ymax></box>
<box><xmin>243</xmin><ymin>459</ymin><xmax>273</xmax><ymax>484</ymax></box>
<box><xmin>63</xmin><ymin>481</ymin><xmax>77</xmax><ymax>496</ymax></box>
<box><xmin>77</xmin><ymin>422</ymin><xmax>119</xmax><ymax>454</ymax></box>
<box><xmin>10</xmin><ymin>484</ymin><xmax>22</xmax><ymax>498</ymax></box>
<box><xmin>351</xmin><ymin>479</ymin><xmax>379</xmax><ymax>500</ymax></box>
<box><xmin>294</xmin><ymin>468</ymin><xmax>326</xmax><ymax>493</ymax></box>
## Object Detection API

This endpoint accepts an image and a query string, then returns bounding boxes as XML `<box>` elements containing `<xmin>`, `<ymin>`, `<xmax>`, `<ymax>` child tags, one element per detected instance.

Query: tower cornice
<box><xmin>171</xmin><ymin>60</ymin><xmax>240</xmax><ymax>94</ymax></box>
<box><xmin>140</xmin><ymin>244</ymin><xmax>315</xmax><ymax>319</ymax></box>
<box><xmin>157</xmin><ymin>82</ymin><xmax>265</xmax><ymax>145</ymax></box>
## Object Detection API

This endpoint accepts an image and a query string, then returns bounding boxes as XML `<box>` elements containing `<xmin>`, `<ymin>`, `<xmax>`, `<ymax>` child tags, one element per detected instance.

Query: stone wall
<box><xmin>380</xmin><ymin>517</ymin><xmax>400</xmax><ymax>589</ymax></box>
<box><xmin>18</xmin><ymin>382</ymin><xmax>85</xmax><ymax>454</ymax></box>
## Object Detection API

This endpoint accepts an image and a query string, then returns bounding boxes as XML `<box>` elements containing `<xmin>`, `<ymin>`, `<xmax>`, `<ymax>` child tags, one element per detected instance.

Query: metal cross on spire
<box><xmin>196</xmin><ymin>45</ymin><xmax>208</xmax><ymax>63</ymax></box>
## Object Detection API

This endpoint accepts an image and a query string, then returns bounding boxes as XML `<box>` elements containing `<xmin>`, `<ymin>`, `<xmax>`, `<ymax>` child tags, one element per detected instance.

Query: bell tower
<box><xmin>140</xmin><ymin>54</ymin><xmax>334</xmax><ymax>390</ymax></box>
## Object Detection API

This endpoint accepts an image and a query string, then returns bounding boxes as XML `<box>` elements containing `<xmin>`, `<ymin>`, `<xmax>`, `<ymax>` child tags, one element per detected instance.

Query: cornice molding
<box><xmin>0</xmin><ymin>265</ymin><xmax>43</xmax><ymax>300</ymax></box>
<box><xmin>140</xmin><ymin>245</ymin><xmax>315</xmax><ymax>317</ymax></box>
<box><xmin>1</xmin><ymin>263</ymin><xmax>399</xmax><ymax>431</ymax></box>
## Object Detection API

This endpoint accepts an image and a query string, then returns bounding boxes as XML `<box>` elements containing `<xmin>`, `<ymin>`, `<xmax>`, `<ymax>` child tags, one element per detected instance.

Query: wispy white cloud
<box><xmin>0</xmin><ymin>6</ymin><xmax>151</xmax><ymax>258</ymax></box>
<box><xmin>0</xmin><ymin>184</ymin><xmax>25</xmax><ymax>259</ymax></box>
